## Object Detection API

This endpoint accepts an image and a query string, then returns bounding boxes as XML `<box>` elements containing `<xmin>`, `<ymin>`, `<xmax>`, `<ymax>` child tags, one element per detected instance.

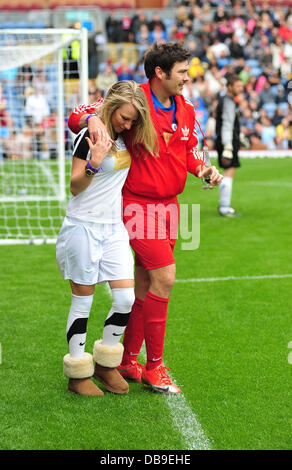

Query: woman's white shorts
<box><xmin>56</xmin><ymin>217</ymin><xmax>134</xmax><ymax>285</ymax></box>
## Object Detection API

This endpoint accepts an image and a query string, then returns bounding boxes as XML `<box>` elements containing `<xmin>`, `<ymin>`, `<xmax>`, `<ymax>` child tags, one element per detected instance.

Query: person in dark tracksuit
<box><xmin>216</xmin><ymin>74</ymin><xmax>244</xmax><ymax>217</ymax></box>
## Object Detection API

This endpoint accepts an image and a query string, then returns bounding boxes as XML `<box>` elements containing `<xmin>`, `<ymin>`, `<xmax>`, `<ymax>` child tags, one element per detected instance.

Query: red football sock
<box><xmin>143</xmin><ymin>291</ymin><xmax>169</xmax><ymax>370</ymax></box>
<box><xmin>121</xmin><ymin>297</ymin><xmax>144</xmax><ymax>365</ymax></box>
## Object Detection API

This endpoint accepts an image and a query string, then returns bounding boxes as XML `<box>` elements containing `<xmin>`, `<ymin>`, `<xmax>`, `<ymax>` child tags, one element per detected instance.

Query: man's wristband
<box><xmin>85</xmin><ymin>113</ymin><xmax>99</xmax><ymax>123</ymax></box>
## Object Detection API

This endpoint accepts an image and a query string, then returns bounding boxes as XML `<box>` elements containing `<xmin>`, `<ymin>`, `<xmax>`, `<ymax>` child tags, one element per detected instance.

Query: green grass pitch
<box><xmin>0</xmin><ymin>157</ymin><xmax>291</xmax><ymax>450</ymax></box>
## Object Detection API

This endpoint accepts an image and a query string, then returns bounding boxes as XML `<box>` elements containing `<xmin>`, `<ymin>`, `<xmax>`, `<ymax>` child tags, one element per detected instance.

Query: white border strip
<box><xmin>175</xmin><ymin>274</ymin><xmax>292</xmax><ymax>283</ymax></box>
<box><xmin>165</xmin><ymin>394</ymin><xmax>211</xmax><ymax>450</ymax></box>
<box><xmin>208</xmin><ymin>150</ymin><xmax>292</xmax><ymax>158</ymax></box>
<box><xmin>104</xmin><ymin>284</ymin><xmax>211</xmax><ymax>450</ymax></box>
<box><xmin>139</xmin><ymin>344</ymin><xmax>211</xmax><ymax>450</ymax></box>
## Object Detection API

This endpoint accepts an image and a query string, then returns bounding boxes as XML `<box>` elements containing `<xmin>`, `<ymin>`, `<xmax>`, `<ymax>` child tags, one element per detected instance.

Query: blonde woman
<box><xmin>56</xmin><ymin>81</ymin><xmax>157</xmax><ymax>397</ymax></box>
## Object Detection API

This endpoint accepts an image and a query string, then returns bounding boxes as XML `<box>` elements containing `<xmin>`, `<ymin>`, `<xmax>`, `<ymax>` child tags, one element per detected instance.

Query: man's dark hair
<box><xmin>144</xmin><ymin>42</ymin><xmax>191</xmax><ymax>79</ymax></box>
<box><xmin>225</xmin><ymin>72</ymin><xmax>241</xmax><ymax>87</ymax></box>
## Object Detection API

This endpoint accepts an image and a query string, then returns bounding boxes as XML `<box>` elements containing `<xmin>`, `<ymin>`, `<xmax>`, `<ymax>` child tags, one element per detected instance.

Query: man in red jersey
<box><xmin>68</xmin><ymin>42</ymin><xmax>222</xmax><ymax>394</ymax></box>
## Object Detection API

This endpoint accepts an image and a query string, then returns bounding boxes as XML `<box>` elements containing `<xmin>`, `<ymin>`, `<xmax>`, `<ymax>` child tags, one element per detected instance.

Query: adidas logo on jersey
<box><xmin>180</xmin><ymin>126</ymin><xmax>189</xmax><ymax>141</ymax></box>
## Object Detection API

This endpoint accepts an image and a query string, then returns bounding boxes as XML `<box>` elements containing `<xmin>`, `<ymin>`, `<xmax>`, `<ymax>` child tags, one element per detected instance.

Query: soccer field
<box><xmin>0</xmin><ymin>157</ymin><xmax>291</xmax><ymax>450</ymax></box>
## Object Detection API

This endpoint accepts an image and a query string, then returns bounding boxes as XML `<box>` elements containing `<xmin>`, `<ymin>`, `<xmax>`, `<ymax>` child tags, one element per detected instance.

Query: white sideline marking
<box><xmin>242</xmin><ymin>181</ymin><xmax>292</xmax><ymax>187</ymax></box>
<box><xmin>140</xmin><ymin>344</ymin><xmax>212</xmax><ymax>450</ymax></box>
<box><xmin>104</xmin><ymin>284</ymin><xmax>212</xmax><ymax>450</ymax></box>
<box><xmin>165</xmin><ymin>394</ymin><xmax>211</xmax><ymax>450</ymax></box>
<box><xmin>175</xmin><ymin>274</ymin><xmax>292</xmax><ymax>283</ymax></box>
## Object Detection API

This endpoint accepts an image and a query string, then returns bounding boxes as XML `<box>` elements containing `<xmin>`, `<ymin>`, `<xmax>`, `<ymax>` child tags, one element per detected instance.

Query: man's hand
<box><xmin>88</xmin><ymin>115</ymin><xmax>113</xmax><ymax>145</ymax></box>
<box><xmin>196</xmin><ymin>165</ymin><xmax>223</xmax><ymax>186</ymax></box>
<box><xmin>79</xmin><ymin>113</ymin><xmax>113</xmax><ymax>145</ymax></box>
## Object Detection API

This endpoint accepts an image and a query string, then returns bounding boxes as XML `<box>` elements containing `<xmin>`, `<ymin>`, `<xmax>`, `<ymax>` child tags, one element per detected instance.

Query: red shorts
<box><xmin>122</xmin><ymin>197</ymin><xmax>179</xmax><ymax>270</ymax></box>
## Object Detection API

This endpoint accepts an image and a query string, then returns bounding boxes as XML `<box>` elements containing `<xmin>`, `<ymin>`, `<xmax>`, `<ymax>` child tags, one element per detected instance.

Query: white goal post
<box><xmin>0</xmin><ymin>28</ymin><xmax>88</xmax><ymax>244</ymax></box>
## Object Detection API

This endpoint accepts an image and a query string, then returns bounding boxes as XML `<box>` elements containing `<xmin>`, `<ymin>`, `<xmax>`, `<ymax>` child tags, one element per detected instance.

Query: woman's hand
<box><xmin>85</xmin><ymin>134</ymin><xmax>112</xmax><ymax>169</ymax></box>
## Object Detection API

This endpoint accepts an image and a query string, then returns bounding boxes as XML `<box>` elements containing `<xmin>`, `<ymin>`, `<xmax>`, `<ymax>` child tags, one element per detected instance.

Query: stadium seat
<box><xmin>98</xmin><ymin>62</ymin><xmax>107</xmax><ymax>73</ymax></box>
<box><xmin>278</xmin><ymin>102</ymin><xmax>289</xmax><ymax>113</ymax></box>
<box><xmin>262</xmin><ymin>102</ymin><xmax>277</xmax><ymax>117</ymax></box>
<box><xmin>15</xmin><ymin>21</ymin><xmax>30</xmax><ymax>27</ymax></box>
<box><xmin>245</xmin><ymin>59</ymin><xmax>260</xmax><ymax>68</ymax></box>
<box><xmin>31</xmin><ymin>22</ymin><xmax>46</xmax><ymax>28</ymax></box>
<box><xmin>250</xmin><ymin>66</ymin><xmax>263</xmax><ymax>77</ymax></box>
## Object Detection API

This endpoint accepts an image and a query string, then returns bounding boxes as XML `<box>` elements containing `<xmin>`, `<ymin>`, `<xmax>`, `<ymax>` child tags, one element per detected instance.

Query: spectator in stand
<box><xmin>201</xmin><ymin>3</ymin><xmax>214</xmax><ymax>24</ymax></box>
<box><xmin>286</xmin><ymin>5</ymin><xmax>292</xmax><ymax>23</ymax></box>
<box><xmin>240</xmin><ymin>107</ymin><xmax>256</xmax><ymax>137</ymax></box>
<box><xmin>276</xmin><ymin>117</ymin><xmax>292</xmax><ymax>149</ymax></box>
<box><xmin>230</xmin><ymin>34</ymin><xmax>245</xmax><ymax>60</ymax></box>
<box><xmin>278</xmin><ymin>19</ymin><xmax>292</xmax><ymax>42</ymax></box>
<box><xmin>255</xmin><ymin>73</ymin><xmax>267</xmax><ymax>95</ymax></box>
<box><xmin>176</xmin><ymin>5</ymin><xmax>189</xmax><ymax>29</ymax></box>
<box><xmin>248</xmin><ymin>99</ymin><xmax>260</xmax><ymax>121</ymax></box>
<box><xmin>131</xmin><ymin>10</ymin><xmax>148</xmax><ymax>39</ymax></box>
<box><xmin>259</xmin><ymin>81</ymin><xmax>276</xmax><ymax>107</ymax></box>
<box><xmin>0</xmin><ymin>82</ymin><xmax>11</xmax><ymax>136</ymax></box>
<box><xmin>192</xmin><ymin>74</ymin><xmax>209</xmax><ymax>100</ymax></box>
<box><xmin>133</xmin><ymin>62</ymin><xmax>147</xmax><ymax>84</ymax></box>
<box><xmin>268</xmin><ymin>68</ymin><xmax>281</xmax><ymax>87</ymax></box>
<box><xmin>275</xmin><ymin>85</ymin><xmax>287</xmax><ymax>105</ymax></box>
<box><xmin>0</xmin><ymin>82</ymin><xmax>12</xmax><ymax>160</ymax></box>
<box><xmin>189</xmin><ymin>4</ymin><xmax>203</xmax><ymax>35</ymax></box>
<box><xmin>88</xmin><ymin>82</ymin><xmax>102</xmax><ymax>105</ymax></box>
<box><xmin>213</xmin><ymin>4</ymin><xmax>229</xmax><ymax>23</ymax></box>
<box><xmin>260</xmin><ymin>116</ymin><xmax>277</xmax><ymax>149</ymax></box>
<box><xmin>136</xmin><ymin>23</ymin><xmax>150</xmax><ymax>46</ymax></box>
<box><xmin>258</xmin><ymin>43</ymin><xmax>273</xmax><ymax>70</ymax></box>
<box><xmin>4</xmin><ymin>125</ymin><xmax>32</xmax><ymax>160</ymax></box>
<box><xmin>204</xmin><ymin>64</ymin><xmax>222</xmax><ymax>96</ymax></box>
<box><xmin>188</xmin><ymin>57</ymin><xmax>204</xmax><ymax>79</ymax></box>
<box><xmin>148</xmin><ymin>24</ymin><xmax>168</xmax><ymax>44</ymax></box>
<box><xmin>205</xmin><ymin>108</ymin><xmax>217</xmax><ymax>149</ymax></box>
<box><xmin>208</xmin><ymin>36</ymin><xmax>230</xmax><ymax>61</ymax></box>
<box><xmin>248</xmin><ymin>132</ymin><xmax>268</xmax><ymax>151</ymax></box>
<box><xmin>217</xmin><ymin>50</ymin><xmax>232</xmax><ymax>70</ymax></box>
<box><xmin>280</xmin><ymin>56</ymin><xmax>292</xmax><ymax>80</ymax></box>
<box><xmin>169</xmin><ymin>24</ymin><xmax>183</xmax><ymax>43</ymax></box>
<box><xmin>94</xmin><ymin>27</ymin><xmax>107</xmax><ymax>50</ymax></box>
<box><xmin>121</xmin><ymin>13</ymin><xmax>132</xmax><ymax>42</ymax></box>
<box><xmin>24</xmin><ymin>86</ymin><xmax>50</xmax><ymax>125</ymax></box>
<box><xmin>238</xmin><ymin>63</ymin><xmax>251</xmax><ymax>86</ymax></box>
<box><xmin>271</xmin><ymin>36</ymin><xmax>284</xmax><ymax>70</ymax></box>
<box><xmin>105</xmin><ymin>10</ymin><xmax>119</xmax><ymax>42</ymax></box>
<box><xmin>272</xmin><ymin>106</ymin><xmax>285</xmax><ymax>127</ymax></box>
<box><xmin>284</xmin><ymin>36</ymin><xmax>292</xmax><ymax>62</ymax></box>
<box><xmin>182</xmin><ymin>78</ymin><xmax>199</xmax><ymax>103</ymax></box>
<box><xmin>148</xmin><ymin>12</ymin><xmax>166</xmax><ymax>33</ymax></box>
<box><xmin>193</xmin><ymin>97</ymin><xmax>208</xmax><ymax>136</ymax></box>
<box><xmin>96</xmin><ymin>62</ymin><xmax>118</xmax><ymax>97</ymax></box>
<box><xmin>116</xmin><ymin>60</ymin><xmax>134</xmax><ymax>81</ymax></box>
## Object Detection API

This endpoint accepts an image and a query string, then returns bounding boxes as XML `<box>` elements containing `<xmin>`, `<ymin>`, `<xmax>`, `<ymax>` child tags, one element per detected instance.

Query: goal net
<box><xmin>0</xmin><ymin>29</ymin><xmax>88</xmax><ymax>244</ymax></box>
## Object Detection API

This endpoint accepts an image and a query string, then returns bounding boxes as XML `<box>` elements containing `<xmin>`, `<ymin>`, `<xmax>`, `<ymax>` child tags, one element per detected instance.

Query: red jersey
<box><xmin>68</xmin><ymin>82</ymin><xmax>204</xmax><ymax>201</ymax></box>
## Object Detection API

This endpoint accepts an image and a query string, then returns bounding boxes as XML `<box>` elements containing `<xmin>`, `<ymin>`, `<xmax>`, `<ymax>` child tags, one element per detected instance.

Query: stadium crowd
<box><xmin>93</xmin><ymin>0</ymin><xmax>292</xmax><ymax>150</ymax></box>
<box><xmin>1</xmin><ymin>0</ymin><xmax>292</xmax><ymax>160</ymax></box>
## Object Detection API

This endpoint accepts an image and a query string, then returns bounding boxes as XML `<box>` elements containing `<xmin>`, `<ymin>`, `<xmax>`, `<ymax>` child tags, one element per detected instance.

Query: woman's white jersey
<box><xmin>66</xmin><ymin>128</ymin><xmax>131</xmax><ymax>223</ymax></box>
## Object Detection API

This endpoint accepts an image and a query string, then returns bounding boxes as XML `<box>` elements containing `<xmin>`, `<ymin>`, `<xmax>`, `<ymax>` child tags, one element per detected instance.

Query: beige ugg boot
<box><xmin>93</xmin><ymin>340</ymin><xmax>129</xmax><ymax>394</ymax></box>
<box><xmin>63</xmin><ymin>352</ymin><xmax>104</xmax><ymax>396</ymax></box>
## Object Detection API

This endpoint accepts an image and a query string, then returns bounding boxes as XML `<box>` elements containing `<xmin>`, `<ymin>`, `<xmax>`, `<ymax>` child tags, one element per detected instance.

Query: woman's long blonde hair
<box><xmin>98</xmin><ymin>80</ymin><xmax>158</xmax><ymax>156</ymax></box>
